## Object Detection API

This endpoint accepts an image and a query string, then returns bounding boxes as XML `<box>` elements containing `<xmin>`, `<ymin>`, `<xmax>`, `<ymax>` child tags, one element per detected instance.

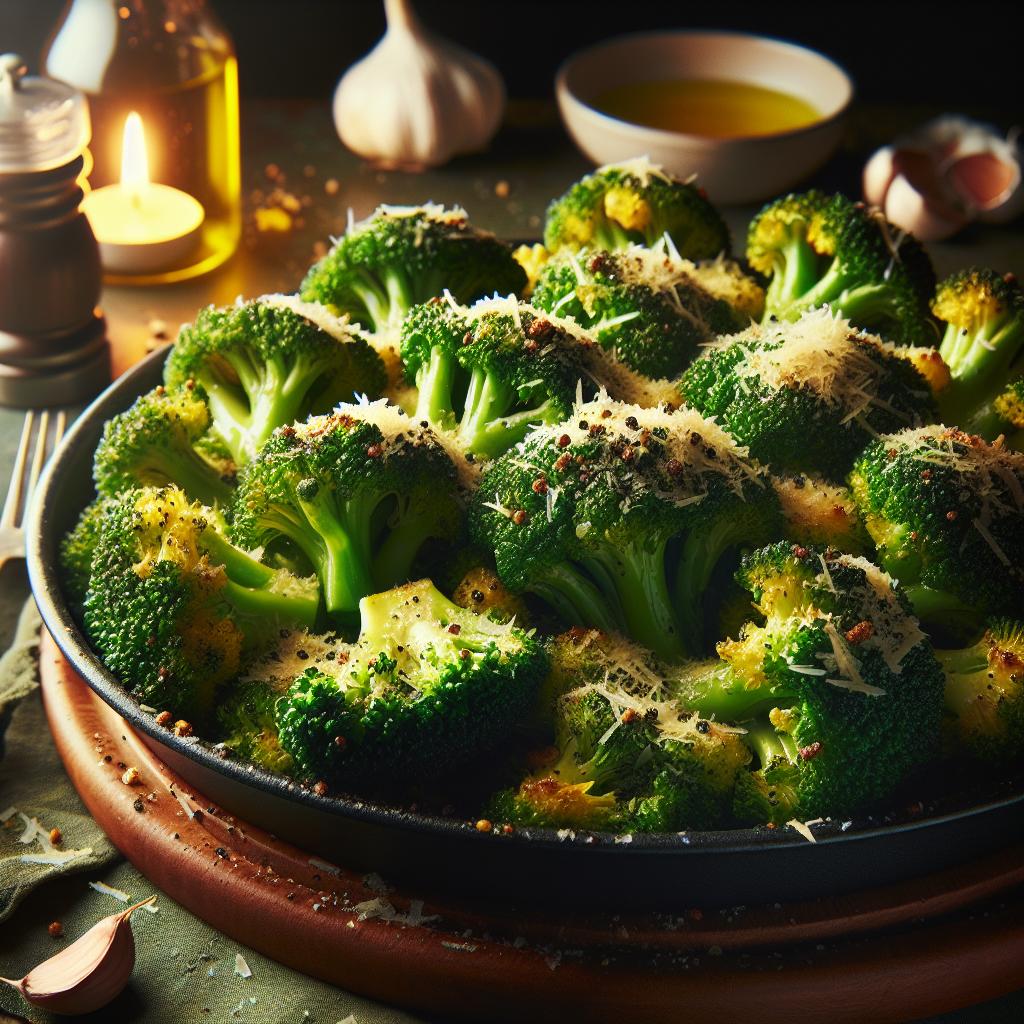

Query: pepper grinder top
<box><xmin>0</xmin><ymin>54</ymin><xmax>110</xmax><ymax>408</ymax></box>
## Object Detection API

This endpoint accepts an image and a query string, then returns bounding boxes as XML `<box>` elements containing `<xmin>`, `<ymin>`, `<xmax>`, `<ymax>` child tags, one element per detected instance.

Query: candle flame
<box><xmin>120</xmin><ymin>112</ymin><xmax>149</xmax><ymax>199</ymax></box>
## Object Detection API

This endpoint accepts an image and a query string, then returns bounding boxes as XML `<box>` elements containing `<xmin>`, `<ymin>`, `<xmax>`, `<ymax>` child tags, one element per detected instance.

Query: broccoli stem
<box><xmin>582</xmin><ymin>536</ymin><xmax>687</xmax><ymax>662</ymax></box>
<box><xmin>413</xmin><ymin>347</ymin><xmax>458</xmax><ymax>426</ymax></box>
<box><xmin>529</xmin><ymin>564</ymin><xmax>621</xmax><ymax>634</ymax></box>
<box><xmin>464</xmin><ymin>400</ymin><xmax>561</xmax><ymax>459</ymax></box>
<box><xmin>829</xmin><ymin>283</ymin><xmax>901</xmax><ymax>331</ymax></box>
<box><xmin>594</xmin><ymin>219</ymin><xmax>634</xmax><ymax>250</ymax></box>
<box><xmin>139</xmin><ymin>448</ymin><xmax>233</xmax><ymax>507</ymax></box>
<box><xmin>370</xmin><ymin>503</ymin><xmax>441</xmax><ymax>590</ymax></box>
<box><xmin>904</xmin><ymin>584</ymin><xmax>980</xmax><ymax>637</ymax></box>
<box><xmin>939</xmin><ymin>320</ymin><xmax>1024</xmax><ymax>424</ymax></box>
<box><xmin>673</xmin><ymin>518</ymin><xmax>755</xmax><ymax>655</ymax></box>
<box><xmin>683</xmin><ymin>666</ymin><xmax>784</xmax><ymax>722</ymax></box>
<box><xmin>743</xmin><ymin>719</ymin><xmax>799</xmax><ymax>769</ymax></box>
<box><xmin>295</xmin><ymin>491</ymin><xmax>375</xmax><ymax>615</ymax></box>
<box><xmin>458</xmin><ymin>368</ymin><xmax>512</xmax><ymax>451</ymax></box>
<box><xmin>765</xmin><ymin>237</ymin><xmax>821</xmax><ymax>313</ymax></box>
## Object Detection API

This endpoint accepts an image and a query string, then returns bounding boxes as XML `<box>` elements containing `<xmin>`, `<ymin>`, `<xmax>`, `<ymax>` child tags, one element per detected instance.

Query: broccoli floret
<box><xmin>490</xmin><ymin>630</ymin><xmax>750</xmax><ymax>831</ymax></box>
<box><xmin>771</xmin><ymin>475</ymin><xmax>869</xmax><ymax>554</ymax></box>
<box><xmin>848</xmin><ymin>425</ymin><xmax>1024</xmax><ymax>639</ymax></box>
<box><xmin>937</xmin><ymin>619</ymin><xmax>1024</xmax><ymax>761</ymax></box>
<box><xmin>165</xmin><ymin>296</ymin><xmax>386</xmax><ymax>464</ymax></box>
<box><xmin>232</xmin><ymin>401</ymin><xmax>463</xmax><ymax>620</ymax></box>
<box><xmin>93</xmin><ymin>384</ymin><xmax>235</xmax><ymax>505</ymax></box>
<box><xmin>747</xmin><ymin>191</ymin><xmax>936</xmax><ymax>346</ymax></box>
<box><xmin>993</xmin><ymin>376</ymin><xmax>1024</xmax><ymax>449</ymax></box>
<box><xmin>469</xmin><ymin>394</ymin><xmax>782</xmax><ymax>662</ymax></box>
<box><xmin>674</xmin><ymin>543</ymin><xmax>945</xmax><ymax>821</ymax></box>
<box><xmin>544</xmin><ymin>159</ymin><xmax>730</xmax><ymax>258</ymax></box>
<box><xmin>400</xmin><ymin>296</ymin><xmax>610</xmax><ymax>459</ymax></box>
<box><xmin>688</xmin><ymin>255</ymin><xmax>767</xmax><ymax>322</ymax></box>
<box><xmin>216</xmin><ymin>629</ymin><xmax>343</xmax><ymax>773</ymax></box>
<box><xmin>300</xmin><ymin>204</ymin><xmax>526</xmax><ymax>333</ymax></box>
<box><xmin>530</xmin><ymin>245</ymin><xmax>748</xmax><ymax>379</ymax></box>
<box><xmin>60</xmin><ymin>496</ymin><xmax>119</xmax><ymax>615</ymax></box>
<box><xmin>274</xmin><ymin>579</ymin><xmax>547</xmax><ymax>786</ymax></box>
<box><xmin>83</xmin><ymin>487</ymin><xmax>320</xmax><ymax>716</ymax></box>
<box><xmin>679</xmin><ymin>309</ymin><xmax>937</xmax><ymax>481</ymax></box>
<box><xmin>933</xmin><ymin>269</ymin><xmax>1024</xmax><ymax>436</ymax></box>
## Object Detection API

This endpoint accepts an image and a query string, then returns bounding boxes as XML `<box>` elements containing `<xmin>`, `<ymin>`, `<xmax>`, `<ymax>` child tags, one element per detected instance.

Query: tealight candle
<box><xmin>81</xmin><ymin>112</ymin><xmax>205</xmax><ymax>274</ymax></box>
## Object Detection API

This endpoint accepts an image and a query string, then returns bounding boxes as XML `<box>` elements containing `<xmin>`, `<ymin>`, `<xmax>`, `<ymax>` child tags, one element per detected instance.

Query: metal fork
<box><xmin>0</xmin><ymin>410</ymin><xmax>68</xmax><ymax>571</ymax></box>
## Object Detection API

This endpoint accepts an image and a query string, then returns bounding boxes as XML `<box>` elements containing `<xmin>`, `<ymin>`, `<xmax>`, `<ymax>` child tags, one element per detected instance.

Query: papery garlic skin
<box><xmin>333</xmin><ymin>0</ymin><xmax>505</xmax><ymax>171</ymax></box>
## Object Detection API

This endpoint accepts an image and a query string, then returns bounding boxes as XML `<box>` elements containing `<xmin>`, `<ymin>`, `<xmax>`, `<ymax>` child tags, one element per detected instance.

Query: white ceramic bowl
<box><xmin>556</xmin><ymin>31</ymin><xmax>853</xmax><ymax>204</ymax></box>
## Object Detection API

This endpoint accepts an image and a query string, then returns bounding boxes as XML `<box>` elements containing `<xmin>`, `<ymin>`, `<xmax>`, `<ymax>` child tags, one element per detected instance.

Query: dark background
<box><xmin>0</xmin><ymin>0</ymin><xmax>1020</xmax><ymax>114</ymax></box>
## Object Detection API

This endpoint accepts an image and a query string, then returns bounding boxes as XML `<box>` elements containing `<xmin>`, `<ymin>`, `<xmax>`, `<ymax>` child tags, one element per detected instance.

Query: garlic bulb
<box><xmin>333</xmin><ymin>0</ymin><xmax>505</xmax><ymax>171</ymax></box>
<box><xmin>1</xmin><ymin>896</ymin><xmax>154</xmax><ymax>1015</ymax></box>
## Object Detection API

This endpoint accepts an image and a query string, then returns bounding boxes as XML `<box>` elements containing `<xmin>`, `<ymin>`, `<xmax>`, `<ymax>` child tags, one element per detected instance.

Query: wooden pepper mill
<box><xmin>0</xmin><ymin>54</ymin><xmax>110</xmax><ymax>408</ymax></box>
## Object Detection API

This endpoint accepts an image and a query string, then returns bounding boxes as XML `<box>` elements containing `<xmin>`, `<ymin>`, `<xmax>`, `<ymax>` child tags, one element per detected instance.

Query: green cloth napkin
<box><xmin>0</xmin><ymin>585</ymin><xmax>429</xmax><ymax>1024</ymax></box>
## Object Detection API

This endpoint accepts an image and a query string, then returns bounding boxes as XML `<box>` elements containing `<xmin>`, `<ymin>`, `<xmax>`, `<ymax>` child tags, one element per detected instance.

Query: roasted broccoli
<box><xmin>300</xmin><ymin>204</ymin><xmax>526</xmax><ymax>332</ymax></box>
<box><xmin>747</xmin><ymin>191</ymin><xmax>936</xmax><ymax>346</ymax></box>
<box><xmin>678</xmin><ymin>309</ymin><xmax>937</xmax><ymax>480</ymax></box>
<box><xmin>83</xmin><ymin>487</ymin><xmax>320</xmax><ymax>716</ymax></box>
<box><xmin>232</xmin><ymin>401</ymin><xmax>463</xmax><ymax>620</ymax></box>
<box><xmin>530</xmin><ymin>245</ymin><xmax>749</xmax><ymax>379</ymax></box>
<box><xmin>544</xmin><ymin>159</ymin><xmax>730</xmax><ymax>258</ymax></box>
<box><xmin>993</xmin><ymin>376</ymin><xmax>1024</xmax><ymax>449</ymax></box>
<box><xmin>489</xmin><ymin>629</ymin><xmax>751</xmax><ymax>831</ymax></box>
<box><xmin>59</xmin><ymin>496</ymin><xmax>118</xmax><ymax>615</ymax></box>
<box><xmin>469</xmin><ymin>394</ymin><xmax>782</xmax><ymax>661</ymax></box>
<box><xmin>400</xmin><ymin>295</ymin><xmax>612</xmax><ymax>459</ymax></box>
<box><xmin>771</xmin><ymin>474</ymin><xmax>869</xmax><ymax>554</ymax></box>
<box><xmin>216</xmin><ymin>630</ymin><xmax>343</xmax><ymax>773</ymax></box>
<box><xmin>93</xmin><ymin>384</ymin><xmax>234</xmax><ymax>505</ymax></box>
<box><xmin>451</xmin><ymin>565</ymin><xmax>531</xmax><ymax>626</ymax></box>
<box><xmin>675</xmin><ymin>543</ymin><xmax>945</xmax><ymax>821</ymax></box>
<box><xmin>932</xmin><ymin>269</ymin><xmax>1024</xmax><ymax>436</ymax></box>
<box><xmin>848</xmin><ymin>425</ymin><xmax>1024</xmax><ymax>639</ymax></box>
<box><xmin>274</xmin><ymin>579</ymin><xmax>547</xmax><ymax>785</ymax></box>
<box><xmin>165</xmin><ymin>296</ymin><xmax>386</xmax><ymax>464</ymax></box>
<box><xmin>937</xmin><ymin>619</ymin><xmax>1024</xmax><ymax>761</ymax></box>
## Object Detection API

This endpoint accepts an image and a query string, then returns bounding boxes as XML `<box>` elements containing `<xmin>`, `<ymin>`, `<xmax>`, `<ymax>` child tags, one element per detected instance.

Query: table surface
<box><xmin>1</xmin><ymin>97</ymin><xmax>1022</xmax><ymax>1022</ymax></box>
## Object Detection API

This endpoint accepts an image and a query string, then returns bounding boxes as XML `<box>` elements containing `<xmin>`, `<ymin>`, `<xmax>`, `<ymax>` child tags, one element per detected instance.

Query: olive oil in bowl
<box><xmin>594</xmin><ymin>79</ymin><xmax>822</xmax><ymax>139</ymax></box>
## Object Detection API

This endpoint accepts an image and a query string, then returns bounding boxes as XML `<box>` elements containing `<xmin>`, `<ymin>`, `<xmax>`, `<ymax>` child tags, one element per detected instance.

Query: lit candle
<box><xmin>81</xmin><ymin>112</ymin><xmax>205</xmax><ymax>274</ymax></box>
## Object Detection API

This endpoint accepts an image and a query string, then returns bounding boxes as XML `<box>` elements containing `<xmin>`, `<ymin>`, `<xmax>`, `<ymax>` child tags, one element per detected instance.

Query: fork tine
<box><xmin>23</xmin><ymin>410</ymin><xmax>51</xmax><ymax>529</ymax></box>
<box><xmin>1</xmin><ymin>411</ymin><xmax>34</xmax><ymax>529</ymax></box>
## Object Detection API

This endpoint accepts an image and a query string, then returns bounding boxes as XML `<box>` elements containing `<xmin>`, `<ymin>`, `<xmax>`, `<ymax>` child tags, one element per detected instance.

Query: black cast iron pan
<box><xmin>27</xmin><ymin>346</ymin><xmax>1024</xmax><ymax>912</ymax></box>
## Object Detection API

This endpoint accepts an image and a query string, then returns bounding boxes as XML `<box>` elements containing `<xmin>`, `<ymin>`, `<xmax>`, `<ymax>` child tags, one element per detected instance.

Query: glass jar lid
<box><xmin>0</xmin><ymin>54</ymin><xmax>90</xmax><ymax>173</ymax></box>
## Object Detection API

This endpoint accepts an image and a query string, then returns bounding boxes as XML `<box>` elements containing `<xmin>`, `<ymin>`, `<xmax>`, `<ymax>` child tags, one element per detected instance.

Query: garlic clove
<box><xmin>1</xmin><ymin>896</ymin><xmax>155</xmax><ymax>1016</ymax></box>
<box><xmin>862</xmin><ymin>145</ymin><xmax>898</xmax><ymax>208</ymax></box>
<box><xmin>333</xmin><ymin>0</ymin><xmax>504</xmax><ymax>171</ymax></box>
<box><xmin>883</xmin><ymin>171</ymin><xmax>968</xmax><ymax>242</ymax></box>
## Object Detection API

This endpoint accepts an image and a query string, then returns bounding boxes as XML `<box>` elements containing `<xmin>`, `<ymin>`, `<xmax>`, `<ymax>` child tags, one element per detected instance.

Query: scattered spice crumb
<box><xmin>494</xmin><ymin>179</ymin><xmax>510</xmax><ymax>198</ymax></box>
<box><xmin>155</xmin><ymin>711</ymin><xmax>173</xmax><ymax>727</ymax></box>
<box><xmin>47</xmin><ymin>920</ymin><xmax>63</xmax><ymax>938</ymax></box>
<box><xmin>49</xmin><ymin>827</ymin><xmax>62</xmax><ymax>845</ymax></box>
<box><xmin>474</xmin><ymin>819</ymin><xmax>492</xmax><ymax>833</ymax></box>
<box><xmin>324</xmin><ymin>178</ymin><xmax>340</xmax><ymax>196</ymax></box>
<box><xmin>173</xmin><ymin>720</ymin><xmax>193</xmax><ymax>738</ymax></box>
<box><xmin>121</xmin><ymin>766</ymin><xmax>140</xmax><ymax>786</ymax></box>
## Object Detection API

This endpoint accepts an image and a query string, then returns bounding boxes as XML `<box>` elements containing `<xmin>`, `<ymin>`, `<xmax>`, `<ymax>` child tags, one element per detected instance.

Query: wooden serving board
<box><xmin>40</xmin><ymin>630</ymin><xmax>1024</xmax><ymax>1023</ymax></box>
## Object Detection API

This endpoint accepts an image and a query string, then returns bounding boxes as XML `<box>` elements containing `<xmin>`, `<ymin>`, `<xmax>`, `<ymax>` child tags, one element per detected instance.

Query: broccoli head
<box><xmin>93</xmin><ymin>384</ymin><xmax>235</xmax><ymax>505</ymax></box>
<box><xmin>451</xmin><ymin>565</ymin><xmax>531</xmax><ymax>626</ymax></box>
<box><xmin>300</xmin><ymin>204</ymin><xmax>526</xmax><ymax>332</ymax></box>
<box><xmin>747</xmin><ymin>191</ymin><xmax>936</xmax><ymax>346</ymax></box>
<box><xmin>490</xmin><ymin>629</ymin><xmax>751</xmax><ymax>832</ymax></box>
<box><xmin>469</xmin><ymin>393</ymin><xmax>782</xmax><ymax>662</ymax></box>
<box><xmin>679</xmin><ymin>309</ymin><xmax>937</xmax><ymax>480</ymax></box>
<box><xmin>400</xmin><ymin>295</ymin><xmax>612</xmax><ymax>459</ymax></box>
<box><xmin>60</xmin><ymin>496</ymin><xmax>119</xmax><ymax>615</ymax></box>
<box><xmin>275</xmin><ymin>579</ymin><xmax>547</xmax><ymax>786</ymax></box>
<box><xmin>165</xmin><ymin>295</ymin><xmax>386</xmax><ymax>464</ymax></box>
<box><xmin>937</xmin><ymin>619</ymin><xmax>1024</xmax><ymax>762</ymax></box>
<box><xmin>993</xmin><ymin>376</ymin><xmax>1024</xmax><ymax>449</ymax></box>
<box><xmin>83</xmin><ymin>487</ymin><xmax>320</xmax><ymax>716</ymax></box>
<box><xmin>530</xmin><ymin>245</ymin><xmax>748</xmax><ymax>379</ymax></box>
<box><xmin>933</xmin><ymin>269</ymin><xmax>1024</xmax><ymax>435</ymax></box>
<box><xmin>544</xmin><ymin>158</ymin><xmax>730</xmax><ymax>258</ymax></box>
<box><xmin>232</xmin><ymin>401</ymin><xmax>464</xmax><ymax>620</ymax></box>
<box><xmin>674</xmin><ymin>543</ymin><xmax>945</xmax><ymax>821</ymax></box>
<box><xmin>216</xmin><ymin>630</ymin><xmax>343</xmax><ymax>773</ymax></box>
<box><xmin>771</xmin><ymin>474</ymin><xmax>869</xmax><ymax>554</ymax></box>
<box><xmin>848</xmin><ymin>425</ymin><xmax>1024</xmax><ymax>638</ymax></box>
